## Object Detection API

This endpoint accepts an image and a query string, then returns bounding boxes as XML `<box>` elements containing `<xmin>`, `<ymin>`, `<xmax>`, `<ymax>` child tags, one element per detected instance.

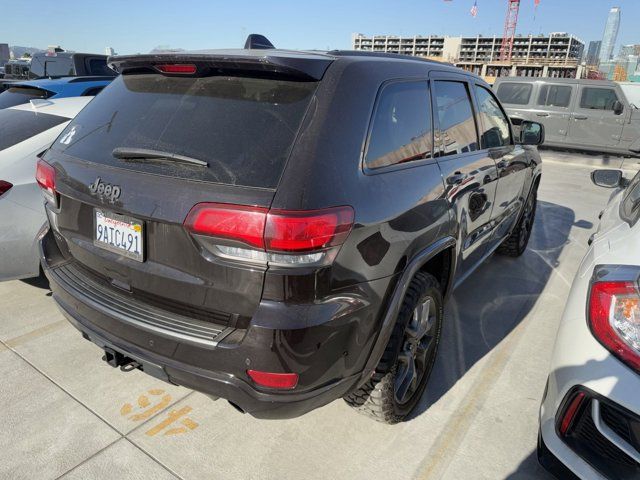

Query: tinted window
<box><xmin>0</xmin><ymin>87</ymin><xmax>51</xmax><ymax>109</ymax></box>
<box><xmin>496</xmin><ymin>82</ymin><xmax>532</xmax><ymax>105</ymax></box>
<box><xmin>86</xmin><ymin>58</ymin><xmax>116</xmax><ymax>77</ymax></box>
<box><xmin>30</xmin><ymin>55</ymin><xmax>74</xmax><ymax>78</ymax></box>
<box><xmin>434</xmin><ymin>81</ymin><xmax>478</xmax><ymax>156</ymax></box>
<box><xmin>0</xmin><ymin>109</ymin><xmax>68</xmax><ymax>151</ymax></box>
<box><xmin>580</xmin><ymin>87</ymin><xmax>619</xmax><ymax>110</ymax></box>
<box><xmin>48</xmin><ymin>74</ymin><xmax>317</xmax><ymax>189</ymax></box>
<box><xmin>537</xmin><ymin>85</ymin><xmax>572</xmax><ymax>108</ymax></box>
<box><xmin>475</xmin><ymin>86</ymin><xmax>511</xmax><ymax>148</ymax></box>
<box><xmin>365</xmin><ymin>81</ymin><xmax>432</xmax><ymax>169</ymax></box>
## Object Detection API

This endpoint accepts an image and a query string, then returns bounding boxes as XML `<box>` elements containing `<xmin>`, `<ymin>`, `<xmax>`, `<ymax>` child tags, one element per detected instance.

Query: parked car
<box><xmin>538</xmin><ymin>168</ymin><xmax>640</xmax><ymax>478</ymax></box>
<box><xmin>0</xmin><ymin>77</ymin><xmax>113</xmax><ymax>109</ymax></box>
<box><xmin>3</xmin><ymin>49</ymin><xmax>116</xmax><ymax>80</ymax></box>
<box><xmin>38</xmin><ymin>44</ymin><xmax>543</xmax><ymax>423</ymax></box>
<box><xmin>494</xmin><ymin>77</ymin><xmax>640</xmax><ymax>157</ymax></box>
<box><xmin>0</xmin><ymin>96</ymin><xmax>93</xmax><ymax>281</ymax></box>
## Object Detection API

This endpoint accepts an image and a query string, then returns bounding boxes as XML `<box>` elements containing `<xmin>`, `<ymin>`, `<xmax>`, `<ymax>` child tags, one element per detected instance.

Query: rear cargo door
<box><xmin>45</xmin><ymin>71</ymin><xmax>318</xmax><ymax>324</ymax></box>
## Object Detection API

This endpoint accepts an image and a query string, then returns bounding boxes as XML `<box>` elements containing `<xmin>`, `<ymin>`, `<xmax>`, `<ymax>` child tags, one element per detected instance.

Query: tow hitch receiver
<box><xmin>102</xmin><ymin>347</ymin><xmax>140</xmax><ymax>372</ymax></box>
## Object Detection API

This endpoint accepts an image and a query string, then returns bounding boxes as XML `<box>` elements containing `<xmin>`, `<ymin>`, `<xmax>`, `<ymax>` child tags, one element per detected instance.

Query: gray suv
<box><xmin>494</xmin><ymin>77</ymin><xmax>640</xmax><ymax>157</ymax></box>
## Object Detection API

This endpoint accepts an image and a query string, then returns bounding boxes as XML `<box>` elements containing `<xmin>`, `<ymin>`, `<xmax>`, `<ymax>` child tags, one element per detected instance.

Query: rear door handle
<box><xmin>447</xmin><ymin>171</ymin><xmax>467</xmax><ymax>185</ymax></box>
<box><xmin>536</xmin><ymin>113</ymin><xmax>549</xmax><ymax>117</ymax></box>
<box><xmin>573</xmin><ymin>115</ymin><xmax>588</xmax><ymax>120</ymax></box>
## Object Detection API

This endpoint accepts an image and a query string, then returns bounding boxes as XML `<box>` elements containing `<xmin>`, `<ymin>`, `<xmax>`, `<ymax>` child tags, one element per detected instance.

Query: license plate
<box><xmin>94</xmin><ymin>209</ymin><xmax>144</xmax><ymax>261</ymax></box>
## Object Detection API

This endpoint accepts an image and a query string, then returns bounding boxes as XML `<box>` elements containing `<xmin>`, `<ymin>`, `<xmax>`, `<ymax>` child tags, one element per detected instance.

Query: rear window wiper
<box><xmin>112</xmin><ymin>147</ymin><xmax>208</xmax><ymax>167</ymax></box>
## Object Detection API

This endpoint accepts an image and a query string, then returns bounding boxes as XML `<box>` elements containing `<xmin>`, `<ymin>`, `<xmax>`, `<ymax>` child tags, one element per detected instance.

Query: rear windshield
<box><xmin>49</xmin><ymin>74</ymin><xmax>318</xmax><ymax>189</ymax></box>
<box><xmin>496</xmin><ymin>82</ymin><xmax>532</xmax><ymax>105</ymax></box>
<box><xmin>0</xmin><ymin>87</ymin><xmax>52</xmax><ymax>109</ymax></box>
<box><xmin>0</xmin><ymin>109</ymin><xmax>68</xmax><ymax>151</ymax></box>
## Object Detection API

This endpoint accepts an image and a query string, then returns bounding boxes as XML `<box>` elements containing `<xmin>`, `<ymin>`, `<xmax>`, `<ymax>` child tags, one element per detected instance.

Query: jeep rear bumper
<box><xmin>40</xmin><ymin>227</ymin><xmax>387</xmax><ymax>419</ymax></box>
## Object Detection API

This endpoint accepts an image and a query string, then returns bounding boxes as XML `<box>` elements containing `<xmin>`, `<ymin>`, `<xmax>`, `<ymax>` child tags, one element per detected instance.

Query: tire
<box><xmin>344</xmin><ymin>271</ymin><xmax>443</xmax><ymax>424</ymax></box>
<box><xmin>496</xmin><ymin>186</ymin><xmax>537</xmax><ymax>257</ymax></box>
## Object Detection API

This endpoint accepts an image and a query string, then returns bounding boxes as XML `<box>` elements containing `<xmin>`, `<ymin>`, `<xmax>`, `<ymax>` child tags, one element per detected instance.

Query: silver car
<box><xmin>494</xmin><ymin>77</ymin><xmax>640</xmax><ymax>157</ymax></box>
<box><xmin>0</xmin><ymin>97</ymin><xmax>92</xmax><ymax>280</ymax></box>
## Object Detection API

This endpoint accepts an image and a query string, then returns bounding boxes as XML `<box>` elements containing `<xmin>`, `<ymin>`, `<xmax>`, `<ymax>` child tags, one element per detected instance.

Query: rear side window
<box><xmin>86</xmin><ymin>58</ymin><xmax>116</xmax><ymax>77</ymax></box>
<box><xmin>365</xmin><ymin>81</ymin><xmax>432</xmax><ymax>170</ymax></box>
<box><xmin>537</xmin><ymin>85</ymin><xmax>572</xmax><ymax>108</ymax></box>
<box><xmin>0</xmin><ymin>109</ymin><xmax>68</xmax><ymax>151</ymax></box>
<box><xmin>496</xmin><ymin>82</ymin><xmax>532</xmax><ymax>105</ymax></box>
<box><xmin>30</xmin><ymin>56</ymin><xmax>74</xmax><ymax>77</ymax></box>
<box><xmin>580</xmin><ymin>87</ymin><xmax>619</xmax><ymax>110</ymax></box>
<box><xmin>434</xmin><ymin>81</ymin><xmax>479</xmax><ymax>156</ymax></box>
<box><xmin>0</xmin><ymin>87</ymin><xmax>52</xmax><ymax>109</ymax></box>
<box><xmin>49</xmin><ymin>74</ymin><xmax>317</xmax><ymax>189</ymax></box>
<box><xmin>474</xmin><ymin>86</ymin><xmax>511</xmax><ymax>148</ymax></box>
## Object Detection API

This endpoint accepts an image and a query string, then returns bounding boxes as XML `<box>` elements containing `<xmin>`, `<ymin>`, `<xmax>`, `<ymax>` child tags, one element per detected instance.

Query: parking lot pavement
<box><xmin>0</xmin><ymin>150</ymin><xmax>629</xmax><ymax>480</ymax></box>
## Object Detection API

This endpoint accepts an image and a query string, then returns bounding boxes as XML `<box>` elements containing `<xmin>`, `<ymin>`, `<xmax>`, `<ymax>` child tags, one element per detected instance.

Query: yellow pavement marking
<box><xmin>4</xmin><ymin>320</ymin><xmax>68</xmax><ymax>348</ymax></box>
<box><xmin>145</xmin><ymin>406</ymin><xmax>194</xmax><ymax>437</ymax></box>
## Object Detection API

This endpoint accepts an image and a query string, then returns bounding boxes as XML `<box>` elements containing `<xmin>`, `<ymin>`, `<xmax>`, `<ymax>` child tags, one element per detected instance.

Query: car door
<box><xmin>472</xmin><ymin>83</ymin><xmax>530</xmax><ymax>245</ymax></box>
<box><xmin>568</xmin><ymin>85</ymin><xmax>625</xmax><ymax>148</ymax></box>
<box><xmin>531</xmin><ymin>83</ymin><xmax>573</xmax><ymax>145</ymax></box>
<box><xmin>431</xmin><ymin>73</ymin><xmax>499</xmax><ymax>282</ymax></box>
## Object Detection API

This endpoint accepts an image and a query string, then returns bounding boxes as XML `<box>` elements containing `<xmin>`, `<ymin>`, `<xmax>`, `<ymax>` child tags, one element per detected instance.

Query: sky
<box><xmin>2</xmin><ymin>0</ymin><xmax>639</xmax><ymax>55</ymax></box>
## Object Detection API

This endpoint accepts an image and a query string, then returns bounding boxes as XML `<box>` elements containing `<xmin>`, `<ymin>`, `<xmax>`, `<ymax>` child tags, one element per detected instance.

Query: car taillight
<box><xmin>36</xmin><ymin>159</ymin><xmax>58</xmax><ymax>207</ymax></box>
<box><xmin>0</xmin><ymin>180</ymin><xmax>12</xmax><ymax>196</ymax></box>
<box><xmin>589</xmin><ymin>280</ymin><xmax>640</xmax><ymax>372</ymax></box>
<box><xmin>265</xmin><ymin>208</ymin><xmax>354</xmax><ymax>252</ymax></box>
<box><xmin>156</xmin><ymin>64</ymin><xmax>197</xmax><ymax>74</ymax></box>
<box><xmin>183</xmin><ymin>203</ymin><xmax>354</xmax><ymax>266</ymax></box>
<box><xmin>184</xmin><ymin>203</ymin><xmax>268</xmax><ymax>249</ymax></box>
<box><xmin>247</xmin><ymin>370</ymin><xmax>299</xmax><ymax>390</ymax></box>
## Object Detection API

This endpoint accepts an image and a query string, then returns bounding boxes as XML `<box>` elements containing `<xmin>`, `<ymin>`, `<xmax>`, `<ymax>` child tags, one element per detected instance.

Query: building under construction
<box><xmin>352</xmin><ymin>33</ymin><xmax>585</xmax><ymax>82</ymax></box>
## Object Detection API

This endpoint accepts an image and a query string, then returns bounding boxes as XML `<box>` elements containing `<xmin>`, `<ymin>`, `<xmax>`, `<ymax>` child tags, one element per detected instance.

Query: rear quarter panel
<box><xmin>273</xmin><ymin>59</ymin><xmax>455</xmax><ymax>290</ymax></box>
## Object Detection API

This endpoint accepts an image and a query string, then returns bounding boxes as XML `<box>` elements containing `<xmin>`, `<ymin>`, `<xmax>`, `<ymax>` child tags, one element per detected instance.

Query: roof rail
<box><xmin>327</xmin><ymin>50</ymin><xmax>450</xmax><ymax>65</ymax></box>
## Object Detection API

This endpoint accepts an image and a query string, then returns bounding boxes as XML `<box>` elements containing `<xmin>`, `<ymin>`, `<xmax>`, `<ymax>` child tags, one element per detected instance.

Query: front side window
<box><xmin>474</xmin><ymin>85</ymin><xmax>511</xmax><ymax>148</ymax></box>
<box><xmin>496</xmin><ymin>82</ymin><xmax>532</xmax><ymax>105</ymax></box>
<box><xmin>365</xmin><ymin>81</ymin><xmax>433</xmax><ymax>169</ymax></box>
<box><xmin>537</xmin><ymin>85</ymin><xmax>572</xmax><ymax>108</ymax></box>
<box><xmin>580</xmin><ymin>87</ymin><xmax>619</xmax><ymax>110</ymax></box>
<box><xmin>434</xmin><ymin>81</ymin><xmax>479</xmax><ymax>156</ymax></box>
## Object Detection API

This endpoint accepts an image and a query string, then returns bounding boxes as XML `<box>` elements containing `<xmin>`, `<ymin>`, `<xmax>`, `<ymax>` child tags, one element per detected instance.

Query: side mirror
<box><xmin>613</xmin><ymin>100</ymin><xmax>624</xmax><ymax>115</ymax></box>
<box><xmin>517</xmin><ymin>120</ymin><xmax>544</xmax><ymax>146</ymax></box>
<box><xmin>591</xmin><ymin>169</ymin><xmax>623</xmax><ymax>188</ymax></box>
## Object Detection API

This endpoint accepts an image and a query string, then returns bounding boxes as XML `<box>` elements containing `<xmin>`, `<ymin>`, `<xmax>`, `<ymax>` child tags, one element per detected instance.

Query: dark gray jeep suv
<box><xmin>38</xmin><ymin>44</ymin><xmax>543</xmax><ymax>423</ymax></box>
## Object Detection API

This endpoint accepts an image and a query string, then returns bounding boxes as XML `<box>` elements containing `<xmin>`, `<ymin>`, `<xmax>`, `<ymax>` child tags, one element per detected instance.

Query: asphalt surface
<box><xmin>0</xmin><ymin>149</ymin><xmax>632</xmax><ymax>480</ymax></box>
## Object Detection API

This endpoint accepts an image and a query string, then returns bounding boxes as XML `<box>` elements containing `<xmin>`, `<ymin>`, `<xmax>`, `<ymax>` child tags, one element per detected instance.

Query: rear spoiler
<box><xmin>108</xmin><ymin>52</ymin><xmax>334</xmax><ymax>81</ymax></box>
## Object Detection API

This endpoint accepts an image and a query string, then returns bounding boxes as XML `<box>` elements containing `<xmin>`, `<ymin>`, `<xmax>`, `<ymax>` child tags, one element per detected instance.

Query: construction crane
<box><xmin>499</xmin><ymin>0</ymin><xmax>521</xmax><ymax>62</ymax></box>
<box><xmin>498</xmin><ymin>0</ymin><xmax>541</xmax><ymax>62</ymax></box>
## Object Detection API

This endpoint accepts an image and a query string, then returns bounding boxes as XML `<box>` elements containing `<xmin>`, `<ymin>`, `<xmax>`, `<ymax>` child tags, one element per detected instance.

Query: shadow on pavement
<box><xmin>505</xmin><ymin>449</ymin><xmax>555</xmax><ymax>480</ymax></box>
<box><xmin>21</xmin><ymin>273</ymin><xmax>50</xmax><ymax>291</ymax></box>
<box><xmin>411</xmin><ymin>199</ymin><xmax>587</xmax><ymax>418</ymax></box>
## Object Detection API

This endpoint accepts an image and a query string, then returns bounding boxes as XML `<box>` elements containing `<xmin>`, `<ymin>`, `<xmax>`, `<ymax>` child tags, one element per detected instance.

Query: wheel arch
<box><xmin>355</xmin><ymin>236</ymin><xmax>456</xmax><ymax>389</ymax></box>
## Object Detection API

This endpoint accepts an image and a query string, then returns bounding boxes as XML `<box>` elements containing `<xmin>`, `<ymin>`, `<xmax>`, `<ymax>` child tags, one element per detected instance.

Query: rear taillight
<box><xmin>36</xmin><ymin>159</ymin><xmax>58</xmax><ymax>207</ymax></box>
<box><xmin>183</xmin><ymin>203</ymin><xmax>354</xmax><ymax>266</ymax></box>
<box><xmin>265</xmin><ymin>208</ymin><xmax>354</xmax><ymax>252</ymax></box>
<box><xmin>589</xmin><ymin>280</ymin><xmax>640</xmax><ymax>372</ymax></box>
<box><xmin>0</xmin><ymin>180</ymin><xmax>12</xmax><ymax>196</ymax></box>
<box><xmin>247</xmin><ymin>370</ymin><xmax>299</xmax><ymax>390</ymax></box>
<box><xmin>184</xmin><ymin>203</ymin><xmax>268</xmax><ymax>249</ymax></box>
<box><xmin>156</xmin><ymin>64</ymin><xmax>197</xmax><ymax>74</ymax></box>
